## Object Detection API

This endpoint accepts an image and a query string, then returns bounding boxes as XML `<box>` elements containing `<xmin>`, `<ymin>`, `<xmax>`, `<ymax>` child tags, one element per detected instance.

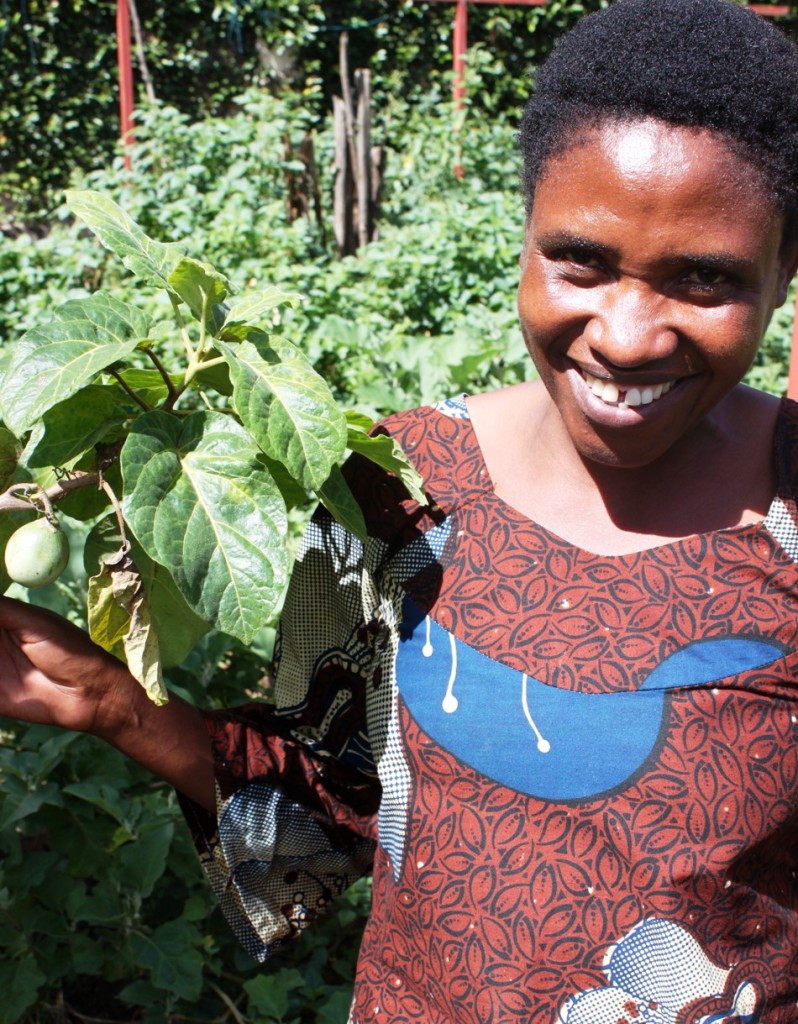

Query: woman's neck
<box><xmin>466</xmin><ymin>381</ymin><xmax>779</xmax><ymax>557</ymax></box>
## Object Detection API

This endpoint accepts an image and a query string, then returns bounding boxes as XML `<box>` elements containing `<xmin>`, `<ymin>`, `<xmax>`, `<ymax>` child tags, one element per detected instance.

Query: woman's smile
<box><xmin>578</xmin><ymin>368</ymin><xmax>676</xmax><ymax>408</ymax></box>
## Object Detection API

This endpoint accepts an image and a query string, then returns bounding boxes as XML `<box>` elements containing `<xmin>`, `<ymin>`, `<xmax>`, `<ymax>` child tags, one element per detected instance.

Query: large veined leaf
<box><xmin>121</xmin><ymin>410</ymin><xmax>289</xmax><ymax>643</ymax></box>
<box><xmin>65</xmin><ymin>189</ymin><xmax>186</xmax><ymax>289</ymax></box>
<box><xmin>87</xmin><ymin>546</ymin><xmax>167</xmax><ymax>705</ymax></box>
<box><xmin>126</xmin><ymin>919</ymin><xmax>204</xmax><ymax>1003</ymax></box>
<box><xmin>0</xmin><ymin>294</ymin><xmax>150</xmax><ymax>435</ymax></box>
<box><xmin>26</xmin><ymin>384</ymin><xmax>132</xmax><ymax>469</ymax></box>
<box><xmin>216</xmin><ymin>334</ymin><xmax>347</xmax><ymax>491</ymax></box>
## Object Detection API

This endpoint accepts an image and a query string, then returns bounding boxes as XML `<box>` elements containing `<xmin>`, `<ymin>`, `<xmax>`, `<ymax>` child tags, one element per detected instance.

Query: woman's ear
<box><xmin>777</xmin><ymin>236</ymin><xmax>798</xmax><ymax>306</ymax></box>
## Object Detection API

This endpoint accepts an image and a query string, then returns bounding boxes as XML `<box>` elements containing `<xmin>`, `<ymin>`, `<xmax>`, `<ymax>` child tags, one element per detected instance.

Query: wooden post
<box><xmin>116</xmin><ymin>0</ymin><xmax>134</xmax><ymax>170</ymax></box>
<box><xmin>333</xmin><ymin>96</ymin><xmax>355</xmax><ymax>256</ymax></box>
<box><xmin>355</xmin><ymin>69</ymin><xmax>372</xmax><ymax>249</ymax></box>
<box><xmin>370</xmin><ymin>145</ymin><xmax>385</xmax><ymax>243</ymax></box>
<box><xmin>128</xmin><ymin>0</ymin><xmax>156</xmax><ymax>104</ymax></box>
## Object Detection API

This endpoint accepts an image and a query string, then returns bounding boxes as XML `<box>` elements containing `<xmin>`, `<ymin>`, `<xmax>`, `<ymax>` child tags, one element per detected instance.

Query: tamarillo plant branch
<box><xmin>0</xmin><ymin>473</ymin><xmax>100</xmax><ymax>514</ymax></box>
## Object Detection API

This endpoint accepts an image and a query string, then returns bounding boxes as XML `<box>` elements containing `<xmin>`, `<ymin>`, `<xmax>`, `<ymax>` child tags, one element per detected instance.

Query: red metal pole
<box><xmin>453</xmin><ymin>0</ymin><xmax>468</xmax><ymax>110</ymax></box>
<box><xmin>452</xmin><ymin>0</ymin><xmax>468</xmax><ymax>178</ymax></box>
<box><xmin>117</xmin><ymin>0</ymin><xmax>134</xmax><ymax>170</ymax></box>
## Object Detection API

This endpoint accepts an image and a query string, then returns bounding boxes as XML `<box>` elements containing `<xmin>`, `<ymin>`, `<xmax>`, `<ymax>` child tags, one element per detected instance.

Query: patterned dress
<box><xmin>182</xmin><ymin>395</ymin><xmax>798</xmax><ymax>1024</ymax></box>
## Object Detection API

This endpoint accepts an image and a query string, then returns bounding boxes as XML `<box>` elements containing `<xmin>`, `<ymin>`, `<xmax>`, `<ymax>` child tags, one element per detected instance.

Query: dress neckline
<box><xmin>443</xmin><ymin>393</ymin><xmax>795</xmax><ymax>562</ymax></box>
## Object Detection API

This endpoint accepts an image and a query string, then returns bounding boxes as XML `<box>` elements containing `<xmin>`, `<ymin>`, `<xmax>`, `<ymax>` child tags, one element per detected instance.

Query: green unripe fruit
<box><xmin>4</xmin><ymin>518</ymin><xmax>70</xmax><ymax>588</ymax></box>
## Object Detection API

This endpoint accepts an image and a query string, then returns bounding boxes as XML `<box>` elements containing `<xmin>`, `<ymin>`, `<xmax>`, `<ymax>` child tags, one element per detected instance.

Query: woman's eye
<box><xmin>683</xmin><ymin>266</ymin><xmax>728</xmax><ymax>288</ymax></box>
<box><xmin>553</xmin><ymin>249</ymin><xmax>605</xmax><ymax>273</ymax></box>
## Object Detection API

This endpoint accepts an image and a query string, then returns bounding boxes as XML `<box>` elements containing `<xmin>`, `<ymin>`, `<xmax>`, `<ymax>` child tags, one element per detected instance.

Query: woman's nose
<box><xmin>583</xmin><ymin>281</ymin><xmax>678</xmax><ymax>367</ymax></box>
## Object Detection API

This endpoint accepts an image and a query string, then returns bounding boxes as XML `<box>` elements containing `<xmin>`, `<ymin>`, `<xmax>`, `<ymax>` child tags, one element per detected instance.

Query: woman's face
<box><xmin>518</xmin><ymin>118</ymin><xmax>797</xmax><ymax>469</ymax></box>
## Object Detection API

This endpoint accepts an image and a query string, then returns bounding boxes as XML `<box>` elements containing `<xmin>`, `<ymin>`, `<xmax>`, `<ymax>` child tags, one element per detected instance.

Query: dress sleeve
<box><xmin>180</xmin><ymin>504</ymin><xmax>382</xmax><ymax>963</ymax></box>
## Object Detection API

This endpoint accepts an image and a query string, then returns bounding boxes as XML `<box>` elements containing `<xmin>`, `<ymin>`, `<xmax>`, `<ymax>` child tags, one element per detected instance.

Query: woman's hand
<box><xmin>0</xmin><ymin>596</ymin><xmax>217</xmax><ymax>812</ymax></box>
<box><xmin>0</xmin><ymin>595</ymin><xmax>131</xmax><ymax>735</ymax></box>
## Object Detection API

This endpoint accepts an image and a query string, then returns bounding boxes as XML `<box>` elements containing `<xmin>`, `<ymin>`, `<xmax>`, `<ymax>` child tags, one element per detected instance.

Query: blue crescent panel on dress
<box><xmin>395</xmin><ymin>597</ymin><xmax>783</xmax><ymax>801</ymax></box>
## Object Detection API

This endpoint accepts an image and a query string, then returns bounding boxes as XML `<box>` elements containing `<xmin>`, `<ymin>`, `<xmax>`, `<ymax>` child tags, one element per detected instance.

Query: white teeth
<box><xmin>625</xmin><ymin>387</ymin><xmax>642</xmax><ymax>407</ymax></box>
<box><xmin>581</xmin><ymin>371</ymin><xmax>676</xmax><ymax>407</ymax></box>
<box><xmin>601</xmin><ymin>381</ymin><xmax>620</xmax><ymax>404</ymax></box>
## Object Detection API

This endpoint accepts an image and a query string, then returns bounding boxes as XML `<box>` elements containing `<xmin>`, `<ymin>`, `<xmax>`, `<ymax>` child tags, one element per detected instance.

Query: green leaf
<box><xmin>167</xmin><ymin>256</ymin><xmax>230</xmax><ymax>325</ymax></box>
<box><xmin>121</xmin><ymin>410</ymin><xmax>289</xmax><ymax>643</ymax></box>
<box><xmin>127</xmin><ymin>919</ymin><xmax>204</xmax><ymax>1002</ymax></box>
<box><xmin>257</xmin><ymin>454</ymin><xmax>310</xmax><ymax>511</ymax></box>
<box><xmin>216</xmin><ymin>334</ymin><xmax>347</xmax><ymax>491</ymax></box>
<box><xmin>0</xmin><ymin>428</ymin><xmax>20</xmax><ymax>490</ymax></box>
<box><xmin>345</xmin><ymin>413</ymin><xmax>426</xmax><ymax>505</ymax></box>
<box><xmin>245</xmin><ymin>969</ymin><xmax>305</xmax><ymax>1019</ymax></box>
<box><xmin>220</xmin><ymin>286</ymin><xmax>303</xmax><ymax>337</ymax></box>
<box><xmin>0</xmin><ymin>955</ymin><xmax>46</xmax><ymax>1024</ymax></box>
<box><xmin>0</xmin><ymin>294</ymin><xmax>150</xmax><ymax>435</ymax></box>
<box><xmin>26</xmin><ymin>384</ymin><xmax>130</xmax><ymax>469</ymax></box>
<box><xmin>117</xmin><ymin>821</ymin><xmax>174</xmax><ymax>898</ymax></box>
<box><xmin>61</xmin><ymin>780</ymin><xmax>130</xmax><ymax>824</ymax></box>
<box><xmin>317</xmin><ymin>988</ymin><xmax>357</xmax><ymax>1024</ymax></box>
<box><xmin>85</xmin><ymin>515</ymin><xmax>209</xmax><ymax>668</ymax></box>
<box><xmin>65</xmin><ymin>189</ymin><xmax>186</xmax><ymax>288</ymax></box>
<box><xmin>316</xmin><ymin>465</ymin><xmax>366</xmax><ymax>540</ymax></box>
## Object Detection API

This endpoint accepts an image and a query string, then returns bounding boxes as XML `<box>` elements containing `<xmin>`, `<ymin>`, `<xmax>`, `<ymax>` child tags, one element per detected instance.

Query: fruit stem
<box><xmin>99</xmin><ymin>476</ymin><xmax>130</xmax><ymax>553</ymax></box>
<box><xmin>9</xmin><ymin>483</ymin><xmax>56</xmax><ymax>523</ymax></box>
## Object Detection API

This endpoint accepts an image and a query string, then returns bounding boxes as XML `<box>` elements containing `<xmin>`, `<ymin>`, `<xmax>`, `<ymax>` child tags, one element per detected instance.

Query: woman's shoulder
<box><xmin>340</xmin><ymin>394</ymin><xmax>506</xmax><ymax>547</ymax></box>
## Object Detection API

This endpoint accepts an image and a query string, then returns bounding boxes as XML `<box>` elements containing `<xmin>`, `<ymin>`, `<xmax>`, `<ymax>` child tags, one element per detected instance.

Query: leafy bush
<box><xmin>2</xmin><ymin>0</ymin><xmax>624</xmax><ymax>223</ymax></box>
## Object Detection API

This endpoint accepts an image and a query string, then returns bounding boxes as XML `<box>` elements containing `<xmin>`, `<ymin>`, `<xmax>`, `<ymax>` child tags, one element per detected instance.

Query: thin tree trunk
<box><xmin>355</xmin><ymin>69</ymin><xmax>372</xmax><ymax>248</ymax></box>
<box><xmin>339</xmin><ymin>32</ymin><xmax>360</xmax><ymax>198</ymax></box>
<box><xmin>127</xmin><ymin>0</ymin><xmax>156</xmax><ymax>103</ymax></box>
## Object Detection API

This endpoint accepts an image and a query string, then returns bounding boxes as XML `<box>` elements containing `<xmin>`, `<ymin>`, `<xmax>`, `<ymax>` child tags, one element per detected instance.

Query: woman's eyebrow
<box><xmin>534</xmin><ymin>230</ymin><xmax>613</xmax><ymax>256</ymax></box>
<box><xmin>535</xmin><ymin>231</ymin><xmax>760</xmax><ymax>276</ymax></box>
<box><xmin>671</xmin><ymin>250</ymin><xmax>758</xmax><ymax>276</ymax></box>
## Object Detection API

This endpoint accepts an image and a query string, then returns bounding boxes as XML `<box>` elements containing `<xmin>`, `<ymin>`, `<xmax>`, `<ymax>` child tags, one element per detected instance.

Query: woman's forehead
<box><xmin>529</xmin><ymin>119</ymin><xmax>786</xmax><ymax>266</ymax></box>
<box><xmin>536</xmin><ymin>117</ymin><xmax>775</xmax><ymax>215</ymax></box>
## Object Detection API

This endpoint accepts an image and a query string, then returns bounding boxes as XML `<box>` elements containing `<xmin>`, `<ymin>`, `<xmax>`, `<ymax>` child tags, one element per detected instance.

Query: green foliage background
<box><xmin>1</xmin><ymin>1</ymin><xmax>797</xmax><ymax>1021</ymax></box>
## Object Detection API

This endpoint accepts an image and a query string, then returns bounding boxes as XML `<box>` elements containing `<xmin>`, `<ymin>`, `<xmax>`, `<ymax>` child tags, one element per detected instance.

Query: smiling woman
<box><xmin>475</xmin><ymin>117</ymin><xmax>798</xmax><ymax>551</ymax></box>
<box><xmin>4</xmin><ymin>2</ymin><xmax>798</xmax><ymax>1024</ymax></box>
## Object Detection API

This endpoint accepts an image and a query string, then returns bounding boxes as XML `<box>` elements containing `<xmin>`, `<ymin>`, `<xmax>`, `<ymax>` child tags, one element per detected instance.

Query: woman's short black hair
<box><xmin>519</xmin><ymin>0</ymin><xmax>798</xmax><ymax>241</ymax></box>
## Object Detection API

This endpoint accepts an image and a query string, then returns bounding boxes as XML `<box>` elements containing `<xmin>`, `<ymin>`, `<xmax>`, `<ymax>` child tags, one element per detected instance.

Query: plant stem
<box><xmin>99</xmin><ymin>476</ymin><xmax>130</xmax><ymax>550</ymax></box>
<box><xmin>207</xmin><ymin>981</ymin><xmax>248</xmax><ymax>1024</ymax></box>
<box><xmin>108</xmin><ymin>368</ymin><xmax>152</xmax><ymax>412</ymax></box>
<box><xmin>183</xmin><ymin>355</ymin><xmax>226</xmax><ymax>388</ymax></box>
<box><xmin>170</xmin><ymin>293</ymin><xmax>195</xmax><ymax>362</ymax></box>
<box><xmin>144</xmin><ymin>346</ymin><xmax>181</xmax><ymax>406</ymax></box>
<box><xmin>0</xmin><ymin>474</ymin><xmax>99</xmax><ymax>513</ymax></box>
